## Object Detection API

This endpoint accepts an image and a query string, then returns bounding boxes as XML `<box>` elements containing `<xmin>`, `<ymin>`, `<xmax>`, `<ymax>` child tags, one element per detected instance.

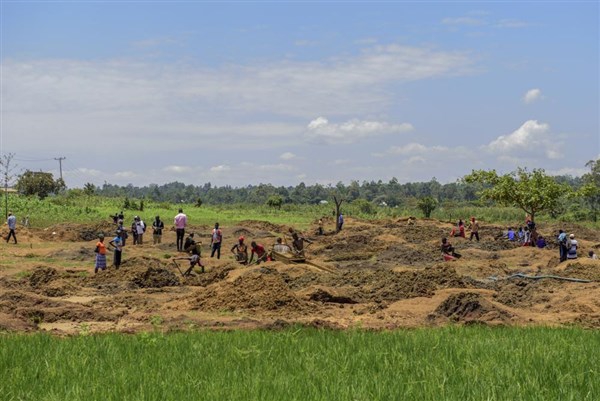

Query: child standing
<box><xmin>94</xmin><ymin>234</ymin><xmax>107</xmax><ymax>273</ymax></box>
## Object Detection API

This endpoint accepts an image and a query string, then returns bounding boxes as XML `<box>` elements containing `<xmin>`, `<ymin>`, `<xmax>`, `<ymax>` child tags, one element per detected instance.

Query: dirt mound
<box><xmin>82</xmin><ymin>256</ymin><xmax>176</xmax><ymax>291</ymax></box>
<box><xmin>431</xmin><ymin>292</ymin><xmax>512</xmax><ymax>323</ymax></box>
<box><xmin>562</xmin><ymin>262</ymin><xmax>600</xmax><ymax>281</ymax></box>
<box><xmin>238</xmin><ymin>220</ymin><xmax>287</xmax><ymax>234</ymax></box>
<box><xmin>286</xmin><ymin>265</ymin><xmax>468</xmax><ymax>305</ymax></box>
<box><xmin>395</xmin><ymin>224</ymin><xmax>448</xmax><ymax>243</ymax></box>
<box><xmin>43</xmin><ymin>222</ymin><xmax>117</xmax><ymax>242</ymax></box>
<box><xmin>49</xmin><ymin>246</ymin><xmax>95</xmax><ymax>261</ymax></box>
<box><xmin>308</xmin><ymin>288</ymin><xmax>357</xmax><ymax>304</ymax></box>
<box><xmin>0</xmin><ymin>290</ymin><xmax>118</xmax><ymax>324</ymax></box>
<box><xmin>182</xmin><ymin>265</ymin><xmax>235</xmax><ymax>287</ymax></box>
<box><xmin>130</xmin><ymin>267</ymin><xmax>180</xmax><ymax>288</ymax></box>
<box><xmin>29</xmin><ymin>267</ymin><xmax>59</xmax><ymax>288</ymax></box>
<box><xmin>191</xmin><ymin>267</ymin><xmax>310</xmax><ymax>313</ymax></box>
<box><xmin>1</xmin><ymin>225</ymin><xmax>40</xmax><ymax>242</ymax></box>
<box><xmin>492</xmin><ymin>279</ymin><xmax>555</xmax><ymax>307</ymax></box>
<box><xmin>230</xmin><ymin>227</ymin><xmax>255</xmax><ymax>239</ymax></box>
<box><xmin>376</xmin><ymin>244</ymin><xmax>440</xmax><ymax>266</ymax></box>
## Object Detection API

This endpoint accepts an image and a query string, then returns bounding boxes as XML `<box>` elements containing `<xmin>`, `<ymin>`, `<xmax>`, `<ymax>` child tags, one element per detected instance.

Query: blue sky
<box><xmin>1</xmin><ymin>1</ymin><xmax>598</xmax><ymax>188</ymax></box>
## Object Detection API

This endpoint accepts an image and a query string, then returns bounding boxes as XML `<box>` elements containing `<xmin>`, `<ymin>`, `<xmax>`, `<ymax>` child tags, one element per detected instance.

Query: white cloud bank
<box><xmin>523</xmin><ymin>88</ymin><xmax>542</xmax><ymax>104</ymax></box>
<box><xmin>2</xmin><ymin>44</ymin><xmax>474</xmax><ymax>153</ymax></box>
<box><xmin>306</xmin><ymin>117</ymin><xmax>413</xmax><ymax>144</ymax></box>
<box><xmin>484</xmin><ymin>120</ymin><xmax>562</xmax><ymax>160</ymax></box>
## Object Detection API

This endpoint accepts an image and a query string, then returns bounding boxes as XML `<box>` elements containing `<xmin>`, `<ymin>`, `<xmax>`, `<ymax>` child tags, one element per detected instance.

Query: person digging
<box><xmin>441</xmin><ymin>237</ymin><xmax>462</xmax><ymax>261</ymax></box>
<box><xmin>173</xmin><ymin>247</ymin><xmax>205</xmax><ymax>277</ymax></box>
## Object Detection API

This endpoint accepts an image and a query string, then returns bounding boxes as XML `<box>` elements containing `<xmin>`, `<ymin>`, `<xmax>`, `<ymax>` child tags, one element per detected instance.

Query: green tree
<box><xmin>16</xmin><ymin>170</ymin><xmax>64</xmax><ymax>199</ymax></box>
<box><xmin>579</xmin><ymin>159</ymin><xmax>600</xmax><ymax>221</ymax></box>
<box><xmin>417</xmin><ymin>196</ymin><xmax>437</xmax><ymax>218</ymax></box>
<box><xmin>463</xmin><ymin>168</ymin><xmax>569</xmax><ymax>222</ymax></box>
<box><xmin>266</xmin><ymin>195</ymin><xmax>283</xmax><ymax>209</ymax></box>
<box><xmin>83</xmin><ymin>182</ymin><xmax>96</xmax><ymax>196</ymax></box>
<box><xmin>353</xmin><ymin>198</ymin><xmax>376</xmax><ymax>215</ymax></box>
<box><xmin>195</xmin><ymin>197</ymin><xmax>203</xmax><ymax>208</ymax></box>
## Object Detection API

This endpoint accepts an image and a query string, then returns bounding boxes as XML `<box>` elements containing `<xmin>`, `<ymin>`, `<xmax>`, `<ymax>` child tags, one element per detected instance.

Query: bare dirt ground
<box><xmin>1</xmin><ymin>217</ymin><xmax>599</xmax><ymax>334</ymax></box>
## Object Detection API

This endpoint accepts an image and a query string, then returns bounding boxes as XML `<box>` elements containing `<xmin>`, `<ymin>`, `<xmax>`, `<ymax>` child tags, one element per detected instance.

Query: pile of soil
<box><xmin>190</xmin><ymin>267</ymin><xmax>311</xmax><ymax>313</ymax></box>
<box><xmin>430</xmin><ymin>292</ymin><xmax>512</xmax><ymax>324</ymax></box>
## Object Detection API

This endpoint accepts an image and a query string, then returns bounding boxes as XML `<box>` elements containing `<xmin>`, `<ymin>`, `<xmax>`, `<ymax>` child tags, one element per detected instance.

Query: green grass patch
<box><xmin>1</xmin><ymin>327</ymin><xmax>598</xmax><ymax>401</ymax></box>
<box><xmin>4</xmin><ymin>193</ymin><xmax>600</xmax><ymax>230</ymax></box>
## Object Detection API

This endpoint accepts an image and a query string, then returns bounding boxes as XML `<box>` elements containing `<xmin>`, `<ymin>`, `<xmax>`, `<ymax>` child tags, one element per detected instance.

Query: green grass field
<box><xmin>6</xmin><ymin>192</ymin><xmax>593</xmax><ymax>230</ymax></box>
<box><xmin>2</xmin><ymin>327</ymin><xmax>599</xmax><ymax>401</ymax></box>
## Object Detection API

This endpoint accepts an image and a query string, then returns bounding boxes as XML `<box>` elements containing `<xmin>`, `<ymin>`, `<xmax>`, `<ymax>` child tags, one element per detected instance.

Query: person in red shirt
<box><xmin>249</xmin><ymin>241</ymin><xmax>268</xmax><ymax>265</ymax></box>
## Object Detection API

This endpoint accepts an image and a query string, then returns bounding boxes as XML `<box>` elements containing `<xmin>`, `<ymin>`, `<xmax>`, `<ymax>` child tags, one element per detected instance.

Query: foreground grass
<box><xmin>2</xmin><ymin>327</ymin><xmax>598</xmax><ymax>401</ymax></box>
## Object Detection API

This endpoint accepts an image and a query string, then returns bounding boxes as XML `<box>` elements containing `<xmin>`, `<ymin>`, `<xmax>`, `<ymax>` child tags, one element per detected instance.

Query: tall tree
<box><xmin>463</xmin><ymin>168</ymin><xmax>569</xmax><ymax>222</ymax></box>
<box><xmin>16</xmin><ymin>170</ymin><xmax>65</xmax><ymax>199</ymax></box>
<box><xmin>579</xmin><ymin>159</ymin><xmax>600</xmax><ymax>221</ymax></box>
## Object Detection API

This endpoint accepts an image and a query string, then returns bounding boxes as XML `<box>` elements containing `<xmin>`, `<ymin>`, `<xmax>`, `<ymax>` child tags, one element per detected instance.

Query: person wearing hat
<box><xmin>566</xmin><ymin>233</ymin><xmax>578</xmax><ymax>260</ymax></box>
<box><xmin>109</xmin><ymin>230</ymin><xmax>124</xmax><ymax>269</ymax></box>
<box><xmin>230</xmin><ymin>236</ymin><xmax>248</xmax><ymax>264</ymax></box>
<box><xmin>94</xmin><ymin>233</ymin><xmax>108</xmax><ymax>273</ymax></box>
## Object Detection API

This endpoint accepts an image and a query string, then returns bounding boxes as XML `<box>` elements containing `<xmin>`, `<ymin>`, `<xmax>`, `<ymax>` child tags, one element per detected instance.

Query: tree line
<box><xmin>4</xmin><ymin>156</ymin><xmax>599</xmax><ymax>222</ymax></box>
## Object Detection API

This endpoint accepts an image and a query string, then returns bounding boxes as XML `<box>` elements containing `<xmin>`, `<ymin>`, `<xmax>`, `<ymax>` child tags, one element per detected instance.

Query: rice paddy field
<box><xmin>2</xmin><ymin>326</ymin><xmax>599</xmax><ymax>401</ymax></box>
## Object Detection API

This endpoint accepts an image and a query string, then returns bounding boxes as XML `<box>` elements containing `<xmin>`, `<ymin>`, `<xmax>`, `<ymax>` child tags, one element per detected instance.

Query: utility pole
<box><xmin>54</xmin><ymin>157</ymin><xmax>66</xmax><ymax>181</ymax></box>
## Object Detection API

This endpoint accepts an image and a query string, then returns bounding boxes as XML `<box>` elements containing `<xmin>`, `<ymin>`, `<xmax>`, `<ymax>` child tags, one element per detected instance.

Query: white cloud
<box><xmin>523</xmin><ymin>88</ymin><xmax>542</xmax><ymax>104</ymax></box>
<box><xmin>306</xmin><ymin>117</ymin><xmax>413</xmax><ymax>144</ymax></box>
<box><xmin>442</xmin><ymin>17</ymin><xmax>486</xmax><ymax>26</ymax></box>
<box><xmin>279</xmin><ymin>152</ymin><xmax>296</xmax><ymax>160</ymax></box>
<box><xmin>484</xmin><ymin>120</ymin><xmax>563</xmax><ymax>160</ymax></box>
<box><xmin>386</xmin><ymin>143</ymin><xmax>429</xmax><ymax>155</ymax></box>
<box><xmin>73</xmin><ymin>168</ymin><xmax>102</xmax><ymax>176</ymax></box>
<box><xmin>164</xmin><ymin>165</ymin><xmax>193</xmax><ymax>174</ymax></box>
<box><xmin>256</xmin><ymin>163</ymin><xmax>295</xmax><ymax>172</ymax></box>
<box><xmin>114</xmin><ymin>171</ymin><xmax>137</xmax><ymax>179</ymax></box>
<box><xmin>210</xmin><ymin>165</ymin><xmax>231</xmax><ymax>173</ymax></box>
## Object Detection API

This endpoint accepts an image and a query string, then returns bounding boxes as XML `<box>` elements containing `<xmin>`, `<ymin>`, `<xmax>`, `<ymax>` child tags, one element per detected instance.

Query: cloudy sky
<box><xmin>1</xmin><ymin>2</ymin><xmax>598</xmax><ymax>188</ymax></box>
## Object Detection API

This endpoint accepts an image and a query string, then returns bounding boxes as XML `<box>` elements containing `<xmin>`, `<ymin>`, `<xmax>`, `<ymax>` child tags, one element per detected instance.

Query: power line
<box><xmin>13</xmin><ymin>157</ymin><xmax>55</xmax><ymax>162</ymax></box>
<box><xmin>54</xmin><ymin>157</ymin><xmax>66</xmax><ymax>181</ymax></box>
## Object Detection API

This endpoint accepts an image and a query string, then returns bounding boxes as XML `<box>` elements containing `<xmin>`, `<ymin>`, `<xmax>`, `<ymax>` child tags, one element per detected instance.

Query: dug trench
<box><xmin>0</xmin><ymin>217</ymin><xmax>599</xmax><ymax>334</ymax></box>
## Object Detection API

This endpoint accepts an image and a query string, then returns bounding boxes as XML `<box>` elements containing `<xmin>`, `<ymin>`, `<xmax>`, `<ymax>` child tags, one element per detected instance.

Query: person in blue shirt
<box><xmin>6</xmin><ymin>212</ymin><xmax>17</xmax><ymax>244</ymax></box>
<box><xmin>536</xmin><ymin>236</ymin><xmax>547</xmax><ymax>249</ymax></box>
<box><xmin>557</xmin><ymin>230</ymin><xmax>568</xmax><ymax>262</ymax></box>
<box><xmin>337</xmin><ymin>213</ymin><xmax>344</xmax><ymax>231</ymax></box>
<box><xmin>109</xmin><ymin>230</ymin><xmax>124</xmax><ymax>269</ymax></box>
<box><xmin>507</xmin><ymin>227</ymin><xmax>516</xmax><ymax>241</ymax></box>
